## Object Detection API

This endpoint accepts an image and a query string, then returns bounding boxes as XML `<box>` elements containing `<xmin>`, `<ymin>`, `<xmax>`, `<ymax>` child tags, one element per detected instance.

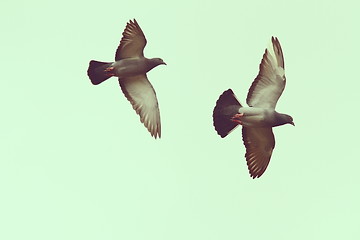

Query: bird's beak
<box><xmin>162</xmin><ymin>62</ymin><xmax>167</xmax><ymax>65</ymax></box>
<box><xmin>290</xmin><ymin>121</ymin><xmax>295</xmax><ymax>126</ymax></box>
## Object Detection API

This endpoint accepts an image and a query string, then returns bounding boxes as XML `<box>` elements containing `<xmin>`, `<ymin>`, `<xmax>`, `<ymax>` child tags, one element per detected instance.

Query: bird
<box><xmin>212</xmin><ymin>37</ymin><xmax>294</xmax><ymax>178</ymax></box>
<box><xmin>87</xmin><ymin>19</ymin><xmax>166</xmax><ymax>138</ymax></box>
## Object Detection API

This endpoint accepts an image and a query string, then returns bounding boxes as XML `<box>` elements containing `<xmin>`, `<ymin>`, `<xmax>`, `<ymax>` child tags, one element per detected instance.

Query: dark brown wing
<box><xmin>115</xmin><ymin>19</ymin><xmax>147</xmax><ymax>60</ymax></box>
<box><xmin>242</xmin><ymin>127</ymin><xmax>275</xmax><ymax>178</ymax></box>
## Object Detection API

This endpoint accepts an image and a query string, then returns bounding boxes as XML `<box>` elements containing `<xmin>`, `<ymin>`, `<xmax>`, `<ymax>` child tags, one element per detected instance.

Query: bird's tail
<box><xmin>87</xmin><ymin>60</ymin><xmax>114</xmax><ymax>85</ymax></box>
<box><xmin>213</xmin><ymin>89</ymin><xmax>242</xmax><ymax>138</ymax></box>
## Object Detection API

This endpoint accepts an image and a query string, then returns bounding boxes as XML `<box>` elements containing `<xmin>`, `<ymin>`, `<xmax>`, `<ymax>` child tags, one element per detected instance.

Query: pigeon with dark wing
<box><xmin>87</xmin><ymin>19</ymin><xmax>166</xmax><ymax>138</ymax></box>
<box><xmin>213</xmin><ymin>37</ymin><xmax>294</xmax><ymax>178</ymax></box>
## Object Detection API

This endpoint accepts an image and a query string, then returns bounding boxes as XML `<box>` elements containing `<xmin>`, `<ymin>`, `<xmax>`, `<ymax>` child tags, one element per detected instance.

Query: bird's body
<box><xmin>109</xmin><ymin>57</ymin><xmax>163</xmax><ymax>78</ymax></box>
<box><xmin>87</xmin><ymin>19</ymin><xmax>165</xmax><ymax>138</ymax></box>
<box><xmin>213</xmin><ymin>37</ymin><xmax>294</xmax><ymax>178</ymax></box>
<box><xmin>237</xmin><ymin>107</ymin><xmax>290</xmax><ymax>128</ymax></box>
<box><xmin>113</xmin><ymin>58</ymin><xmax>148</xmax><ymax>77</ymax></box>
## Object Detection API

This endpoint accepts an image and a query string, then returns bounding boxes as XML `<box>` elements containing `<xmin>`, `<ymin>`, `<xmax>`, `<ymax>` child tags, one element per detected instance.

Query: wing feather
<box><xmin>242</xmin><ymin>127</ymin><xmax>275</xmax><ymax>178</ymax></box>
<box><xmin>119</xmin><ymin>75</ymin><xmax>161</xmax><ymax>138</ymax></box>
<box><xmin>246</xmin><ymin>37</ymin><xmax>286</xmax><ymax>109</ymax></box>
<box><xmin>115</xmin><ymin>19</ymin><xmax>147</xmax><ymax>60</ymax></box>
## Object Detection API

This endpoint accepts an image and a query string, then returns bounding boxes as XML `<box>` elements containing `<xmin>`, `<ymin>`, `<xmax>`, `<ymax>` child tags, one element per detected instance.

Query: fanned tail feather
<box><xmin>87</xmin><ymin>60</ymin><xmax>113</xmax><ymax>85</ymax></box>
<box><xmin>213</xmin><ymin>89</ymin><xmax>242</xmax><ymax>138</ymax></box>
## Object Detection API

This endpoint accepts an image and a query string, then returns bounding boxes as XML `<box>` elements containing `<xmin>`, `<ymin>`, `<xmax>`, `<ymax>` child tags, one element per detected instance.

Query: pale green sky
<box><xmin>1</xmin><ymin>0</ymin><xmax>359</xmax><ymax>239</ymax></box>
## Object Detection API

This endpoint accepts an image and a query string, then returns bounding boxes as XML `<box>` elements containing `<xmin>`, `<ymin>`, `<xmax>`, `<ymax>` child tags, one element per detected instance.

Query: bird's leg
<box><xmin>104</xmin><ymin>66</ymin><xmax>114</xmax><ymax>72</ymax></box>
<box><xmin>231</xmin><ymin>113</ymin><xmax>244</xmax><ymax>125</ymax></box>
<box><xmin>104</xmin><ymin>66</ymin><xmax>115</xmax><ymax>77</ymax></box>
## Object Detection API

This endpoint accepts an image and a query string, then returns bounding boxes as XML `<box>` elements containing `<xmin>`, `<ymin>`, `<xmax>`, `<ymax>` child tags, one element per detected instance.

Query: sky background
<box><xmin>1</xmin><ymin>0</ymin><xmax>359</xmax><ymax>239</ymax></box>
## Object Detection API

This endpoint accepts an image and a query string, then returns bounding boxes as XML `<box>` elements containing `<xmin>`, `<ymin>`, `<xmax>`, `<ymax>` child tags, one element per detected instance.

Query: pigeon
<box><xmin>87</xmin><ymin>19</ymin><xmax>166</xmax><ymax>138</ymax></box>
<box><xmin>213</xmin><ymin>37</ymin><xmax>294</xmax><ymax>178</ymax></box>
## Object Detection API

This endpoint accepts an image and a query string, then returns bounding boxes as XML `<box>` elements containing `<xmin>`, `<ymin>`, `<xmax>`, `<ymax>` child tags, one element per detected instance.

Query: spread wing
<box><xmin>246</xmin><ymin>37</ymin><xmax>286</xmax><ymax>109</ymax></box>
<box><xmin>115</xmin><ymin>19</ymin><xmax>147</xmax><ymax>60</ymax></box>
<box><xmin>242</xmin><ymin>127</ymin><xmax>275</xmax><ymax>178</ymax></box>
<box><xmin>119</xmin><ymin>75</ymin><xmax>161</xmax><ymax>138</ymax></box>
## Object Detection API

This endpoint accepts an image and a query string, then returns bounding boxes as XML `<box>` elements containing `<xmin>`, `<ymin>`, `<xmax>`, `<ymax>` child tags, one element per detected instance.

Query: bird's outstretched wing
<box><xmin>242</xmin><ymin>127</ymin><xmax>275</xmax><ymax>178</ymax></box>
<box><xmin>119</xmin><ymin>75</ymin><xmax>161</xmax><ymax>138</ymax></box>
<box><xmin>246</xmin><ymin>37</ymin><xmax>286</xmax><ymax>109</ymax></box>
<box><xmin>115</xmin><ymin>19</ymin><xmax>147</xmax><ymax>60</ymax></box>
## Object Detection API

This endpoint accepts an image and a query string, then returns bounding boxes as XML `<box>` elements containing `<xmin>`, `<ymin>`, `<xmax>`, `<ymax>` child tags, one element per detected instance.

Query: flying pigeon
<box><xmin>87</xmin><ymin>19</ymin><xmax>166</xmax><ymax>138</ymax></box>
<box><xmin>213</xmin><ymin>37</ymin><xmax>294</xmax><ymax>178</ymax></box>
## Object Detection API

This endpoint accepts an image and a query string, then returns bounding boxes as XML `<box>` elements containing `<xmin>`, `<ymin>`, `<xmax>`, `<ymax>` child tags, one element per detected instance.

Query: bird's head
<box><xmin>146</xmin><ymin>58</ymin><xmax>166</xmax><ymax>71</ymax></box>
<box><xmin>275</xmin><ymin>113</ymin><xmax>295</xmax><ymax>126</ymax></box>
<box><xmin>287</xmin><ymin>115</ymin><xmax>295</xmax><ymax>126</ymax></box>
<box><xmin>152</xmin><ymin>58</ymin><xmax>167</xmax><ymax>66</ymax></box>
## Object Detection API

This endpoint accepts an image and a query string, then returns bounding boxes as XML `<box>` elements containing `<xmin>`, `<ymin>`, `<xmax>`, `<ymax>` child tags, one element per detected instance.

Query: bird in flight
<box><xmin>87</xmin><ymin>19</ymin><xmax>166</xmax><ymax>138</ymax></box>
<box><xmin>213</xmin><ymin>37</ymin><xmax>294</xmax><ymax>178</ymax></box>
